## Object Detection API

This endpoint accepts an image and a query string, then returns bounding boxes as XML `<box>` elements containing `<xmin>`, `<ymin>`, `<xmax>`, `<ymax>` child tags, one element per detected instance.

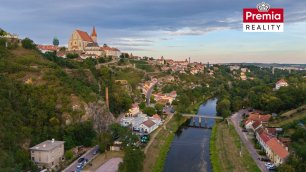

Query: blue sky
<box><xmin>1</xmin><ymin>0</ymin><xmax>306</xmax><ymax>63</ymax></box>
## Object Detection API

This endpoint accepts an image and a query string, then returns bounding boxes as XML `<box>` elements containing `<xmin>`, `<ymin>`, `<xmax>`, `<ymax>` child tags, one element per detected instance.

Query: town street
<box><xmin>145</xmin><ymin>81</ymin><xmax>157</xmax><ymax>106</ymax></box>
<box><xmin>63</xmin><ymin>145</ymin><xmax>99</xmax><ymax>172</ymax></box>
<box><xmin>231</xmin><ymin>110</ymin><xmax>268</xmax><ymax>172</ymax></box>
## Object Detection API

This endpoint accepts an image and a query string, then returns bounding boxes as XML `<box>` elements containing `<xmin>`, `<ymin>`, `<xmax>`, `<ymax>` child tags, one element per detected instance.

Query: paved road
<box><xmin>145</xmin><ymin>81</ymin><xmax>157</xmax><ymax>106</ymax></box>
<box><xmin>231</xmin><ymin>110</ymin><xmax>268</xmax><ymax>172</ymax></box>
<box><xmin>64</xmin><ymin>145</ymin><xmax>99</xmax><ymax>172</ymax></box>
<box><xmin>95</xmin><ymin>158</ymin><xmax>122</xmax><ymax>172</ymax></box>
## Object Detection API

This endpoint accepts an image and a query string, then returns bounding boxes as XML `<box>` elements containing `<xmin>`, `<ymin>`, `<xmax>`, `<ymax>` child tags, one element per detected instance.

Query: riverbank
<box><xmin>143</xmin><ymin>114</ymin><xmax>187</xmax><ymax>172</ymax></box>
<box><xmin>210</xmin><ymin>121</ymin><xmax>260</xmax><ymax>172</ymax></box>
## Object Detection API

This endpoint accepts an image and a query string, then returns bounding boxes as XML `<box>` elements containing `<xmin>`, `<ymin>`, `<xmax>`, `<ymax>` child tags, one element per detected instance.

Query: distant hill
<box><xmin>226</xmin><ymin>63</ymin><xmax>306</xmax><ymax>68</ymax></box>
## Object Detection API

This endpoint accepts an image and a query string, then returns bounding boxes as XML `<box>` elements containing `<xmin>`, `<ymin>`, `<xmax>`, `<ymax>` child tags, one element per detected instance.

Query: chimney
<box><xmin>105</xmin><ymin>87</ymin><xmax>109</xmax><ymax>110</ymax></box>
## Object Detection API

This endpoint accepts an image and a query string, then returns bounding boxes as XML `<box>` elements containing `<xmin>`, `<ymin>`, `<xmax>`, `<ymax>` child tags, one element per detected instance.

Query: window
<box><xmin>32</xmin><ymin>157</ymin><xmax>34</xmax><ymax>161</ymax></box>
<box><xmin>52</xmin><ymin>161</ymin><xmax>54</xmax><ymax>166</ymax></box>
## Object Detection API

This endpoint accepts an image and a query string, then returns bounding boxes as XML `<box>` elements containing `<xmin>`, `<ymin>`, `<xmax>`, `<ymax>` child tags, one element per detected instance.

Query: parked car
<box><xmin>92</xmin><ymin>150</ymin><xmax>99</xmax><ymax>155</ymax></box>
<box><xmin>258</xmin><ymin>157</ymin><xmax>270</xmax><ymax>162</ymax></box>
<box><xmin>78</xmin><ymin>157</ymin><xmax>88</xmax><ymax>165</ymax></box>
<box><xmin>265</xmin><ymin>162</ymin><xmax>276</xmax><ymax>170</ymax></box>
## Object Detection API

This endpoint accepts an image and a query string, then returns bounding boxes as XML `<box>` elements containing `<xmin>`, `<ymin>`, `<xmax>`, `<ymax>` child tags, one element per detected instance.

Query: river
<box><xmin>164</xmin><ymin>98</ymin><xmax>218</xmax><ymax>172</ymax></box>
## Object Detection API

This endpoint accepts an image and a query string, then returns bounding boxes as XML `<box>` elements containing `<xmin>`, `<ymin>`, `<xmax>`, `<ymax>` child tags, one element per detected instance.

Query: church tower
<box><xmin>91</xmin><ymin>26</ymin><xmax>97</xmax><ymax>43</ymax></box>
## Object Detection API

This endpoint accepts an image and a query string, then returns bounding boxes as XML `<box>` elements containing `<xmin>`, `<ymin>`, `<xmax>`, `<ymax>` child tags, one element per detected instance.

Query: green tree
<box><xmin>139</xmin><ymin>102</ymin><xmax>146</xmax><ymax>110</ymax></box>
<box><xmin>96</xmin><ymin>132</ymin><xmax>112</xmax><ymax>153</ymax></box>
<box><xmin>155</xmin><ymin>103</ymin><xmax>164</xmax><ymax>115</ymax></box>
<box><xmin>0</xmin><ymin>38</ymin><xmax>6</xmax><ymax>48</ymax></box>
<box><xmin>143</xmin><ymin>107</ymin><xmax>156</xmax><ymax>116</ymax></box>
<box><xmin>66</xmin><ymin>53</ymin><xmax>79</xmax><ymax>59</ymax></box>
<box><xmin>53</xmin><ymin>37</ymin><xmax>59</xmax><ymax>46</ymax></box>
<box><xmin>217</xmin><ymin>97</ymin><xmax>231</xmax><ymax>118</ymax></box>
<box><xmin>119</xmin><ymin>147</ymin><xmax>145</xmax><ymax>172</ymax></box>
<box><xmin>21</xmin><ymin>38</ymin><xmax>36</xmax><ymax>49</ymax></box>
<box><xmin>64</xmin><ymin>150</ymin><xmax>73</xmax><ymax>160</ymax></box>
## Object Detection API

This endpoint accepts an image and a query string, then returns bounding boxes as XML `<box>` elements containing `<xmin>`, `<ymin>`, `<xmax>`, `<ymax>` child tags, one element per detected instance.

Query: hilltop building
<box><xmin>67</xmin><ymin>27</ymin><xmax>120</xmax><ymax>58</ymax></box>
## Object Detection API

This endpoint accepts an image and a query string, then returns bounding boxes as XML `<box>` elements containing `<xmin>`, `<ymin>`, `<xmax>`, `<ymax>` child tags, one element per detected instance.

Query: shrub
<box><xmin>66</xmin><ymin>53</ymin><xmax>79</xmax><ymax>59</ymax></box>
<box><xmin>21</xmin><ymin>38</ymin><xmax>36</xmax><ymax>49</ymax></box>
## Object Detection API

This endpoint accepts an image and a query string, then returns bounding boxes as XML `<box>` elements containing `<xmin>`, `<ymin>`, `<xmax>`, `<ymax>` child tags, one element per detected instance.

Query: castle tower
<box><xmin>91</xmin><ymin>26</ymin><xmax>97</xmax><ymax>43</ymax></box>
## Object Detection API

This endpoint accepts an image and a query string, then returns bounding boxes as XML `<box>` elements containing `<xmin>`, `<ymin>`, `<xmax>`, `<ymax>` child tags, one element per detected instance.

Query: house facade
<box><xmin>139</xmin><ymin>119</ymin><xmax>158</xmax><ymax>134</ymax></box>
<box><xmin>265</xmin><ymin>138</ymin><xmax>289</xmax><ymax>166</ymax></box>
<box><xmin>30</xmin><ymin>139</ymin><xmax>64</xmax><ymax>170</ymax></box>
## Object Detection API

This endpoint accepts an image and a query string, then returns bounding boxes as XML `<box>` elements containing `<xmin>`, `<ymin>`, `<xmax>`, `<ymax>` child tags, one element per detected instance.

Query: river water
<box><xmin>164</xmin><ymin>98</ymin><xmax>218</xmax><ymax>172</ymax></box>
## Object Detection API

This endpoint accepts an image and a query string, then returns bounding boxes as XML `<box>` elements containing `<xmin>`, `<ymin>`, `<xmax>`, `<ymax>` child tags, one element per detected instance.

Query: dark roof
<box><xmin>86</xmin><ymin>42</ymin><xmax>99</xmax><ymax>47</ymax></box>
<box><xmin>142</xmin><ymin>119</ymin><xmax>156</xmax><ymax>128</ymax></box>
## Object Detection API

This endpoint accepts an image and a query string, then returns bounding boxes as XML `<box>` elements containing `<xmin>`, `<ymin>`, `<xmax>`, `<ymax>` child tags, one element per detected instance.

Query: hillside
<box><xmin>0</xmin><ymin>46</ymin><xmax>117</xmax><ymax>171</ymax></box>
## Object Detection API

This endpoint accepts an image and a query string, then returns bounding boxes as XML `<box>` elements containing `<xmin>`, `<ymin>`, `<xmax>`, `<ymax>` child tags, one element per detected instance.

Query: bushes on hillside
<box><xmin>66</xmin><ymin>53</ymin><xmax>79</xmax><ymax>59</ymax></box>
<box><xmin>21</xmin><ymin>38</ymin><xmax>36</xmax><ymax>49</ymax></box>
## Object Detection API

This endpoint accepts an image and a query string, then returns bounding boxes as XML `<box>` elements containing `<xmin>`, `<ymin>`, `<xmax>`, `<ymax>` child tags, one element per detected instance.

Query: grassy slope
<box><xmin>143</xmin><ymin>116</ymin><xmax>187</xmax><ymax>172</ymax></box>
<box><xmin>270</xmin><ymin>105</ymin><xmax>306</xmax><ymax>127</ymax></box>
<box><xmin>212</xmin><ymin>121</ymin><xmax>260</xmax><ymax>172</ymax></box>
<box><xmin>0</xmin><ymin>47</ymin><xmax>101</xmax><ymax>170</ymax></box>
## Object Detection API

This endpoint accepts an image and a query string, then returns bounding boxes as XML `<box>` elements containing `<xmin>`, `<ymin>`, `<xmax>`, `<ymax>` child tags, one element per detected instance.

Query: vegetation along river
<box><xmin>164</xmin><ymin>98</ymin><xmax>218</xmax><ymax>172</ymax></box>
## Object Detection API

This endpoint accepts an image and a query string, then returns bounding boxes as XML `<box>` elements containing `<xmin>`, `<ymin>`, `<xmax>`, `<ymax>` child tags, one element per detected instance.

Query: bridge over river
<box><xmin>181</xmin><ymin>114</ymin><xmax>223</xmax><ymax>129</ymax></box>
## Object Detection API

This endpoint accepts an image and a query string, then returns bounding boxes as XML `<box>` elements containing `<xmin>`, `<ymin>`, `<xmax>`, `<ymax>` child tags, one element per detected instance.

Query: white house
<box><xmin>139</xmin><ymin>119</ymin><xmax>158</xmax><ymax>134</ymax></box>
<box><xmin>275</xmin><ymin>79</ymin><xmax>288</xmax><ymax>90</ymax></box>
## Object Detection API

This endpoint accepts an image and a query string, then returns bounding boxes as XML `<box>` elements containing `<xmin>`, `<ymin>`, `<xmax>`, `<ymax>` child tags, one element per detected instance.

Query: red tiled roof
<box><xmin>265</xmin><ymin>128</ymin><xmax>277</xmax><ymax>136</ymax></box>
<box><xmin>142</xmin><ymin>119</ymin><xmax>156</xmax><ymax>128</ymax></box>
<box><xmin>100</xmin><ymin>46</ymin><xmax>120</xmax><ymax>51</ymax></box>
<box><xmin>248</xmin><ymin>113</ymin><xmax>271</xmax><ymax>123</ymax></box>
<box><xmin>152</xmin><ymin>114</ymin><xmax>161</xmax><ymax>120</ymax></box>
<box><xmin>252</xmin><ymin>121</ymin><xmax>262</xmax><ymax>130</ymax></box>
<box><xmin>76</xmin><ymin>30</ymin><xmax>93</xmax><ymax>42</ymax></box>
<box><xmin>259</xmin><ymin>130</ymin><xmax>273</xmax><ymax>143</ymax></box>
<box><xmin>266</xmin><ymin>138</ymin><xmax>289</xmax><ymax>159</ymax></box>
<box><xmin>276</xmin><ymin>79</ymin><xmax>287</xmax><ymax>85</ymax></box>
<box><xmin>131</xmin><ymin>103</ymin><xmax>139</xmax><ymax>109</ymax></box>
<box><xmin>37</xmin><ymin>45</ymin><xmax>58</xmax><ymax>51</ymax></box>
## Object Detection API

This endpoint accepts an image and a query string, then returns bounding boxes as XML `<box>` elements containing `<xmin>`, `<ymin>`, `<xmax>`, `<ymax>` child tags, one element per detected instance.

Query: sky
<box><xmin>1</xmin><ymin>0</ymin><xmax>306</xmax><ymax>64</ymax></box>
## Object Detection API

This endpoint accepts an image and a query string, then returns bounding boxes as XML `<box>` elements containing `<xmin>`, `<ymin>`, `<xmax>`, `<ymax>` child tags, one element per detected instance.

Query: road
<box><xmin>95</xmin><ymin>157</ymin><xmax>122</xmax><ymax>172</ymax></box>
<box><xmin>63</xmin><ymin>145</ymin><xmax>99</xmax><ymax>172</ymax></box>
<box><xmin>145</xmin><ymin>81</ymin><xmax>157</xmax><ymax>106</ymax></box>
<box><xmin>231</xmin><ymin>110</ymin><xmax>268</xmax><ymax>172</ymax></box>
